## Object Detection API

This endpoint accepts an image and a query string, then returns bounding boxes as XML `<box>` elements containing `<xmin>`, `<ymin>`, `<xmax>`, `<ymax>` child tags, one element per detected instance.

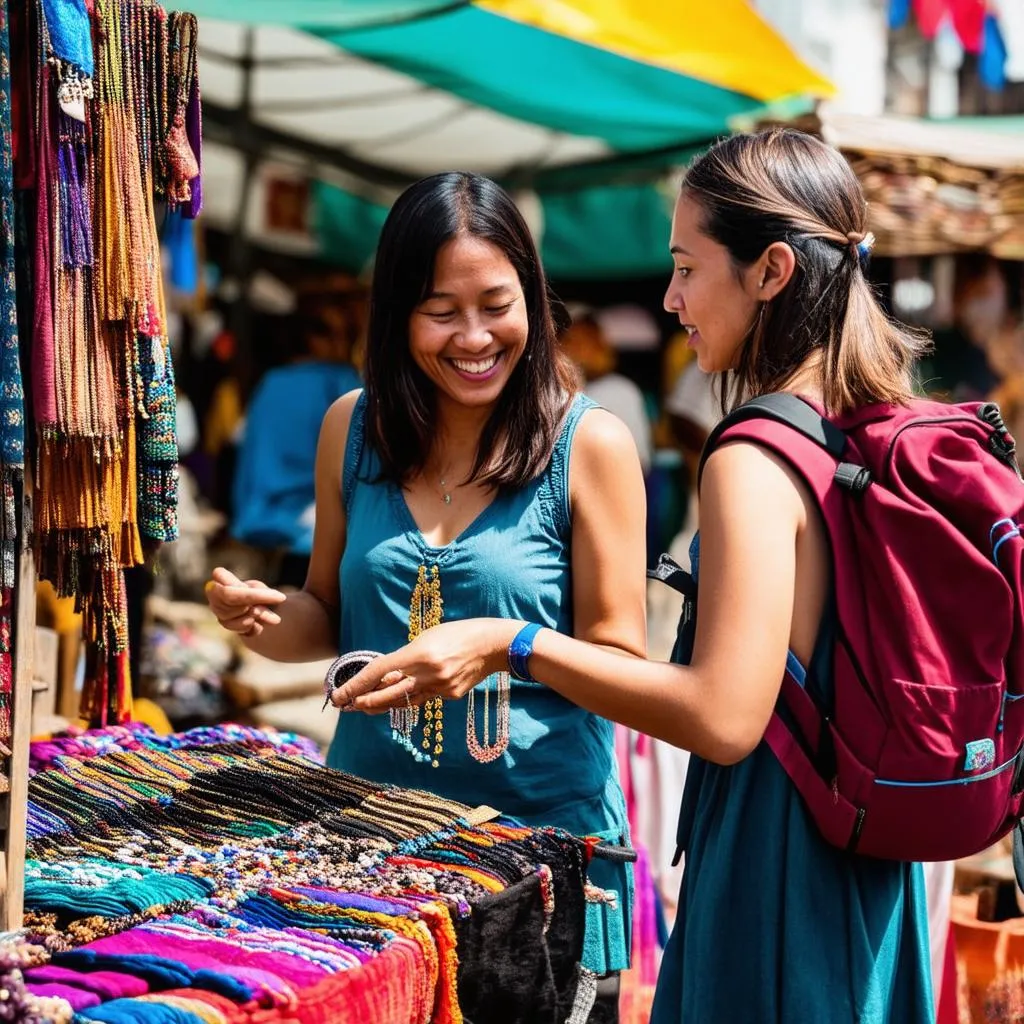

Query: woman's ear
<box><xmin>756</xmin><ymin>241</ymin><xmax>796</xmax><ymax>301</ymax></box>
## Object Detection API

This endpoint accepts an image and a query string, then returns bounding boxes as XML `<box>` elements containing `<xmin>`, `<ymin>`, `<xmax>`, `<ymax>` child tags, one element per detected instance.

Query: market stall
<box><xmin>6</xmin><ymin>721</ymin><xmax>593</xmax><ymax>1024</ymax></box>
<box><xmin>800</xmin><ymin>107</ymin><xmax>1024</xmax><ymax>259</ymax></box>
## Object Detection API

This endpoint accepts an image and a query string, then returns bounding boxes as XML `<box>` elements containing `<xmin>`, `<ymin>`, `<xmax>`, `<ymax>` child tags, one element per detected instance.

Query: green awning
<box><xmin>185</xmin><ymin>1</ymin><xmax>458</xmax><ymax>30</ymax></box>
<box><xmin>312</xmin><ymin>177</ymin><xmax>675</xmax><ymax>280</ymax></box>
<box><xmin>317</xmin><ymin>7</ymin><xmax>760</xmax><ymax>154</ymax></box>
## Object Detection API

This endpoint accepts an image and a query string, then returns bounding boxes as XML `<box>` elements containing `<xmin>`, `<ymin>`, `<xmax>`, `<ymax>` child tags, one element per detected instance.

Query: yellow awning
<box><xmin>483</xmin><ymin>0</ymin><xmax>835</xmax><ymax>102</ymax></box>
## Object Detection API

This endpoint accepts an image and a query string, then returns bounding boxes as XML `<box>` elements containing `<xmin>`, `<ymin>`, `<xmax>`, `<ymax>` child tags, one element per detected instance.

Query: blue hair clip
<box><xmin>855</xmin><ymin>231</ymin><xmax>875</xmax><ymax>268</ymax></box>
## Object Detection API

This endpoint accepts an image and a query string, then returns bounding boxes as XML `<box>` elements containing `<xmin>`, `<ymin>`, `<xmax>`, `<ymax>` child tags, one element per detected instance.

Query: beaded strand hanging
<box><xmin>392</xmin><ymin>565</ymin><xmax>446</xmax><ymax>767</ymax></box>
<box><xmin>466</xmin><ymin>672</ymin><xmax>510</xmax><ymax>763</ymax></box>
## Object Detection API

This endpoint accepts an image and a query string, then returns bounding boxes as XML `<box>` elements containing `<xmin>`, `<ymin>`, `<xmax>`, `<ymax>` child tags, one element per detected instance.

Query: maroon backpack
<box><xmin>695</xmin><ymin>393</ymin><xmax>1024</xmax><ymax>862</ymax></box>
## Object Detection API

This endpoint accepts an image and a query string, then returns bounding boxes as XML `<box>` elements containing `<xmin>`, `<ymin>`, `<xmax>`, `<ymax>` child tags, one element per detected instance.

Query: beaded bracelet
<box><xmin>322</xmin><ymin>649</ymin><xmax>382</xmax><ymax>710</ymax></box>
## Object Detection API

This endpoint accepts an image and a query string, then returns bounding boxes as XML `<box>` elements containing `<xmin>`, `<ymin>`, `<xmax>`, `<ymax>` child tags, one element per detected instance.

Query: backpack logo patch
<box><xmin>965</xmin><ymin>739</ymin><xmax>996</xmax><ymax>774</ymax></box>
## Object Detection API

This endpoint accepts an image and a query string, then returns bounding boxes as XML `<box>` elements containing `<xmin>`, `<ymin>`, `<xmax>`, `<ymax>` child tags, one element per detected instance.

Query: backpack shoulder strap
<box><xmin>698</xmin><ymin>394</ymin><xmax>848</xmax><ymax>490</ymax></box>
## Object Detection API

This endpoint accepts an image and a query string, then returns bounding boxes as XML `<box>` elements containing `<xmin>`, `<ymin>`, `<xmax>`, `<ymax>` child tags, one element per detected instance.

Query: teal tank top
<box><xmin>651</xmin><ymin>534</ymin><xmax>933</xmax><ymax>1022</ymax></box>
<box><xmin>328</xmin><ymin>391</ymin><xmax>632</xmax><ymax>974</ymax></box>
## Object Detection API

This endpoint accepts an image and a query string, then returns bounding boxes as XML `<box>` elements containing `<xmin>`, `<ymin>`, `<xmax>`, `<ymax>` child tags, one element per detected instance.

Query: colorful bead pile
<box><xmin>13</xmin><ymin>724</ymin><xmax>588</xmax><ymax>1024</ymax></box>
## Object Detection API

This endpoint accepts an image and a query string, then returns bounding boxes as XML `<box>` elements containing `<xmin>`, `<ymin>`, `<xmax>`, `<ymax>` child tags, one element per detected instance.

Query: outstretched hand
<box><xmin>331</xmin><ymin>618</ymin><xmax>522</xmax><ymax>713</ymax></box>
<box><xmin>205</xmin><ymin>566</ymin><xmax>287</xmax><ymax>638</ymax></box>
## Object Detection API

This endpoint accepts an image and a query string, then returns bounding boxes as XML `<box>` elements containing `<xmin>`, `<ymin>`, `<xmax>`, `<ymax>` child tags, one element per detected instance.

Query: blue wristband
<box><xmin>507</xmin><ymin>622</ymin><xmax>544</xmax><ymax>682</ymax></box>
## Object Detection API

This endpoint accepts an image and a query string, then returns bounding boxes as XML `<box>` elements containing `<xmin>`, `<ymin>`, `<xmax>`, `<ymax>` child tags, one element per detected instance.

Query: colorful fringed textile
<box><xmin>0</xmin><ymin>0</ymin><xmax>22</xmax><ymax>474</ymax></box>
<box><xmin>615</xmin><ymin>726</ymin><xmax>665</xmax><ymax>1024</ymax></box>
<box><xmin>0</xmin><ymin>587</ymin><xmax>12</xmax><ymax>770</ymax></box>
<box><xmin>22</xmin><ymin>0</ymin><xmax>198</xmax><ymax>725</ymax></box>
<box><xmin>21</xmin><ymin>724</ymin><xmax>588</xmax><ymax>1024</ymax></box>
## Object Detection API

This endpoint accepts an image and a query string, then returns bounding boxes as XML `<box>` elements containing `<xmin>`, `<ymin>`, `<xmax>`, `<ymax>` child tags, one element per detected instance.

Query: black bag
<box><xmin>647</xmin><ymin>553</ymin><xmax>697</xmax><ymax>667</ymax></box>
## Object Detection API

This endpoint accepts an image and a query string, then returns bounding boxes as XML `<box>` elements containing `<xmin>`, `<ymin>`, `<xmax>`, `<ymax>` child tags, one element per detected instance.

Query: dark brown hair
<box><xmin>682</xmin><ymin>128</ymin><xmax>929</xmax><ymax>414</ymax></box>
<box><xmin>363</xmin><ymin>172</ymin><xmax>577</xmax><ymax>488</ymax></box>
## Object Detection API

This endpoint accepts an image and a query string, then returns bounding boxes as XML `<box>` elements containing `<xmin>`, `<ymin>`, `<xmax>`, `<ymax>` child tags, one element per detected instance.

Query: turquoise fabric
<box><xmin>183</xmin><ymin>0</ymin><xmax>455</xmax><ymax>29</ymax></box>
<box><xmin>80</xmin><ymin>1000</ymin><xmax>208</xmax><ymax>1024</ymax></box>
<box><xmin>540</xmin><ymin>183</ymin><xmax>674</xmax><ymax>279</ymax></box>
<box><xmin>328</xmin><ymin>391</ymin><xmax>633</xmax><ymax>974</ymax></box>
<box><xmin>651</xmin><ymin>535</ymin><xmax>934</xmax><ymax>1023</ymax></box>
<box><xmin>41</xmin><ymin>0</ymin><xmax>93</xmax><ymax>76</ymax></box>
<box><xmin>231</xmin><ymin>361</ymin><xmax>360</xmax><ymax>556</ymax></box>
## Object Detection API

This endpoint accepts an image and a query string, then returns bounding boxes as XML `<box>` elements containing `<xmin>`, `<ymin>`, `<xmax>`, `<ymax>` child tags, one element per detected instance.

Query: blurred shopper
<box><xmin>925</xmin><ymin>259</ymin><xmax>1004</xmax><ymax>401</ymax></box>
<box><xmin>201</xmin><ymin>320</ymin><xmax>244</xmax><ymax>518</ymax></box>
<box><xmin>664</xmin><ymin>358</ymin><xmax>717</xmax><ymax>463</ymax></box>
<box><xmin>230</xmin><ymin>302</ymin><xmax>360</xmax><ymax>588</ymax></box>
<box><xmin>562</xmin><ymin>309</ymin><xmax>653</xmax><ymax>474</ymax></box>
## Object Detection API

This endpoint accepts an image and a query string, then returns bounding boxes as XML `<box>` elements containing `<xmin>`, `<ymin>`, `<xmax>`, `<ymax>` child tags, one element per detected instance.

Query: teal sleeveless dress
<box><xmin>327</xmin><ymin>392</ymin><xmax>632</xmax><ymax>975</ymax></box>
<box><xmin>650</xmin><ymin>535</ymin><xmax>934</xmax><ymax>1023</ymax></box>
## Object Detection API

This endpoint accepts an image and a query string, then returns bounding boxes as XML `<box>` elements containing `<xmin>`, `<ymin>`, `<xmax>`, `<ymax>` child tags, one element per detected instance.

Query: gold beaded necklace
<box><xmin>404</xmin><ymin>564</ymin><xmax>444</xmax><ymax>767</ymax></box>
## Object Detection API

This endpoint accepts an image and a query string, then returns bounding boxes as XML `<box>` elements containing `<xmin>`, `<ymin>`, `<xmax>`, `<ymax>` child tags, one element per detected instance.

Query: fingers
<box><xmin>352</xmin><ymin>676</ymin><xmax>417</xmax><ymax>715</ymax></box>
<box><xmin>216</xmin><ymin>584</ymin><xmax>288</xmax><ymax>607</ymax></box>
<box><xmin>331</xmin><ymin>669</ymin><xmax>410</xmax><ymax>716</ymax></box>
<box><xmin>207</xmin><ymin>568</ymin><xmax>287</xmax><ymax>608</ymax></box>
<box><xmin>217</xmin><ymin>611</ymin><xmax>259</xmax><ymax>633</ymax></box>
<box><xmin>332</xmin><ymin>656</ymin><xmax>404</xmax><ymax>707</ymax></box>
<box><xmin>212</xmin><ymin>566</ymin><xmax>242</xmax><ymax>587</ymax></box>
<box><xmin>217</xmin><ymin>610</ymin><xmax>277</xmax><ymax>635</ymax></box>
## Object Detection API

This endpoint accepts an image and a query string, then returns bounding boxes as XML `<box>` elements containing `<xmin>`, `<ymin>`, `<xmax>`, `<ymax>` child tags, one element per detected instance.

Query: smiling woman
<box><xmin>205</xmin><ymin>171</ymin><xmax>649</xmax><ymax>1022</ymax></box>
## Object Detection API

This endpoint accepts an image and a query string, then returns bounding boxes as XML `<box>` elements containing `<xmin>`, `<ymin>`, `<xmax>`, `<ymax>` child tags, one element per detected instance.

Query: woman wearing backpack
<box><xmin>334</xmin><ymin>129</ymin><xmax>937</xmax><ymax>1022</ymax></box>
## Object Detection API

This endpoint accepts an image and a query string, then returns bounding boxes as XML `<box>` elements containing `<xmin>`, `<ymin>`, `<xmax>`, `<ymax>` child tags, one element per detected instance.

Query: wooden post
<box><xmin>0</xmin><ymin>483</ymin><xmax>34</xmax><ymax>931</ymax></box>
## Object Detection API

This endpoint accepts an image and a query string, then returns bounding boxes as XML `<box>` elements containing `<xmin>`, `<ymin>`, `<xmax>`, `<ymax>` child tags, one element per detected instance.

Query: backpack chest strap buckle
<box><xmin>834</xmin><ymin>462</ymin><xmax>871</xmax><ymax>495</ymax></box>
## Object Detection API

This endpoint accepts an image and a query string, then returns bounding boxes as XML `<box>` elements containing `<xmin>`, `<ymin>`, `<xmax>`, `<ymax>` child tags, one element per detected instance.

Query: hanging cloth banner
<box><xmin>0</xmin><ymin>0</ymin><xmax>23</xmax><ymax>480</ymax></box>
<box><xmin>0</xmin><ymin>0</ymin><xmax>24</xmax><ymax>765</ymax></box>
<box><xmin>910</xmin><ymin>0</ymin><xmax>987</xmax><ymax>53</ymax></box>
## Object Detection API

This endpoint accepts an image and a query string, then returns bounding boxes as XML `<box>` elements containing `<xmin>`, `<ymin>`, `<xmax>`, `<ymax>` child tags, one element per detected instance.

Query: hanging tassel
<box><xmin>111</xmin><ymin>648</ymin><xmax>132</xmax><ymax>725</ymax></box>
<box><xmin>55</xmin><ymin>117</ymin><xmax>93</xmax><ymax>270</ymax></box>
<box><xmin>0</xmin><ymin>585</ymin><xmax>12</xmax><ymax>754</ymax></box>
<box><xmin>80</xmin><ymin>636</ymin><xmax>104</xmax><ymax>726</ymax></box>
<box><xmin>57</xmin><ymin>140</ymin><xmax>74</xmax><ymax>267</ymax></box>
